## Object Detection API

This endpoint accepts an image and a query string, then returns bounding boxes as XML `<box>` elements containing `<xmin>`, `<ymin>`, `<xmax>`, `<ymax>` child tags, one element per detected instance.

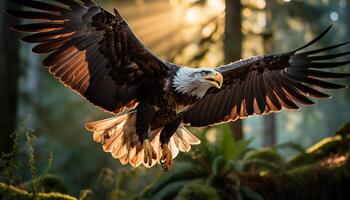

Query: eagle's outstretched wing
<box><xmin>6</xmin><ymin>0</ymin><xmax>167</xmax><ymax>114</ymax></box>
<box><xmin>183</xmin><ymin>26</ymin><xmax>350</xmax><ymax>127</ymax></box>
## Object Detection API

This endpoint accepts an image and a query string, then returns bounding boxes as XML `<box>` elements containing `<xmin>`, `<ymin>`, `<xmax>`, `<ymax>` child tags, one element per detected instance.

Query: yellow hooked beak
<box><xmin>204</xmin><ymin>71</ymin><xmax>223</xmax><ymax>89</ymax></box>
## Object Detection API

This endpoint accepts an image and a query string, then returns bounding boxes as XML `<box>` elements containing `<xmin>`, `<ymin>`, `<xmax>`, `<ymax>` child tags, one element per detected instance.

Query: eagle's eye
<box><xmin>201</xmin><ymin>71</ymin><xmax>209</xmax><ymax>76</ymax></box>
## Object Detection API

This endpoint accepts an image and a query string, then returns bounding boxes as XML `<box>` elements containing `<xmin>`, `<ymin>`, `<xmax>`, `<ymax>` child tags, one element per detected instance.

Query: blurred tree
<box><xmin>225</xmin><ymin>0</ymin><xmax>244</xmax><ymax>140</ymax></box>
<box><xmin>261</xmin><ymin>0</ymin><xmax>276</xmax><ymax>147</ymax></box>
<box><xmin>0</xmin><ymin>1</ymin><xmax>20</xmax><ymax>154</ymax></box>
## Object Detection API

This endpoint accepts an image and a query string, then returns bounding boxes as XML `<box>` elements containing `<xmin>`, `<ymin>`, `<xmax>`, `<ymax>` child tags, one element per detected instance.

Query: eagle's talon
<box><xmin>161</xmin><ymin>144</ymin><xmax>173</xmax><ymax>171</ymax></box>
<box><xmin>143</xmin><ymin>139</ymin><xmax>156</xmax><ymax>166</ymax></box>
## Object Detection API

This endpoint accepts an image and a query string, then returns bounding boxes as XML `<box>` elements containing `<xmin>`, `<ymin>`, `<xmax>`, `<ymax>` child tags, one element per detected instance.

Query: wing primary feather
<box><xmin>32</xmin><ymin>37</ymin><xmax>70</xmax><ymax>54</ymax></box>
<box><xmin>308</xmin><ymin>51</ymin><xmax>350</xmax><ymax>61</ymax></box>
<box><xmin>22</xmin><ymin>29</ymin><xmax>74</xmax><ymax>43</ymax></box>
<box><xmin>309</xmin><ymin>60</ymin><xmax>350</xmax><ymax>68</ymax></box>
<box><xmin>265</xmin><ymin>73</ymin><xmax>299</xmax><ymax>109</ymax></box>
<box><xmin>287</xmin><ymin>68</ymin><xmax>350</xmax><ymax>79</ymax></box>
<box><xmin>256</xmin><ymin>73</ymin><xmax>267</xmax><ymax>113</ymax></box>
<box><xmin>306</xmin><ymin>69</ymin><xmax>350</xmax><ymax>79</ymax></box>
<box><xmin>273</xmin><ymin>72</ymin><xmax>315</xmax><ymax>105</ymax></box>
<box><xmin>12</xmin><ymin>23</ymin><xmax>64</xmax><ymax>33</ymax></box>
<box><xmin>282</xmin><ymin>72</ymin><xmax>330</xmax><ymax>98</ymax></box>
<box><xmin>285</xmin><ymin>73</ymin><xmax>346</xmax><ymax>89</ymax></box>
<box><xmin>10</xmin><ymin>0</ymin><xmax>69</xmax><ymax>12</ymax></box>
<box><xmin>301</xmin><ymin>42</ymin><xmax>350</xmax><ymax>56</ymax></box>
<box><xmin>263</xmin><ymin>73</ymin><xmax>282</xmax><ymax>111</ymax></box>
<box><xmin>245</xmin><ymin>72</ymin><xmax>255</xmax><ymax>115</ymax></box>
<box><xmin>54</xmin><ymin>0</ymin><xmax>83</xmax><ymax>10</ymax></box>
<box><xmin>293</xmin><ymin>25</ymin><xmax>332</xmax><ymax>52</ymax></box>
<box><xmin>5</xmin><ymin>10</ymin><xmax>64</xmax><ymax>21</ymax></box>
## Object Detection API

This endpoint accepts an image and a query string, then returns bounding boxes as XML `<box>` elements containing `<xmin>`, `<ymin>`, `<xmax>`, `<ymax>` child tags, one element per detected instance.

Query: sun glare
<box><xmin>208</xmin><ymin>0</ymin><xmax>225</xmax><ymax>12</ymax></box>
<box><xmin>186</xmin><ymin>7</ymin><xmax>200</xmax><ymax>23</ymax></box>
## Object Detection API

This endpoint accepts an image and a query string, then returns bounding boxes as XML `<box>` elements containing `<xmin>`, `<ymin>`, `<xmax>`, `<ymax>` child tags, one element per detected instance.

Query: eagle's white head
<box><xmin>172</xmin><ymin>67</ymin><xmax>224</xmax><ymax>98</ymax></box>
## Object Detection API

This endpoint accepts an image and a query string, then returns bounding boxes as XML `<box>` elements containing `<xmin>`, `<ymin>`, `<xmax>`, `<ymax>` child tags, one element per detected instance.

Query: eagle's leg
<box><xmin>160</xmin><ymin>118</ymin><xmax>182</xmax><ymax>171</ymax></box>
<box><xmin>136</xmin><ymin>103</ymin><xmax>157</xmax><ymax>166</ymax></box>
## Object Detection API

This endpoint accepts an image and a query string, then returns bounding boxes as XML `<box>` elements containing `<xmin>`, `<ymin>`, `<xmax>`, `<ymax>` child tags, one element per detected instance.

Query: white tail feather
<box><xmin>85</xmin><ymin>112</ymin><xmax>201</xmax><ymax>168</ymax></box>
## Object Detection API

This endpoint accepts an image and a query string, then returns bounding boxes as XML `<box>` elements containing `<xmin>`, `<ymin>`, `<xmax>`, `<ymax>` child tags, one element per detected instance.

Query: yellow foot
<box><xmin>160</xmin><ymin>144</ymin><xmax>173</xmax><ymax>171</ymax></box>
<box><xmin>143</xmin><ymin>139</ymin><xmax>157</xmax><ymax>166</ymax></box>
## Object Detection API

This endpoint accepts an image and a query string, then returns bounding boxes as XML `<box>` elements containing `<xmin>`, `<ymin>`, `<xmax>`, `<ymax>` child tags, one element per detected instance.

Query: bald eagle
<box><xmin>6</xmin><ymin>0</ymin><xmax>350</xmax><ymax>170</ymax></box>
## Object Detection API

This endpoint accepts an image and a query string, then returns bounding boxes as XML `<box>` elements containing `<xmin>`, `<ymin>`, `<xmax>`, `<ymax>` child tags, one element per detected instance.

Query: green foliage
<box><xmin>217</xmin><ymin>126</ymin><xmax>252</xmax><ymax>161</ymax></box>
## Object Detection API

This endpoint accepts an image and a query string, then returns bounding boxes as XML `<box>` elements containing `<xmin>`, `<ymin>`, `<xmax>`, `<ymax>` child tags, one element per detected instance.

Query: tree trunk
<box><xmin>23</xmin><ymin>44</ymin><xmax>41</xmax><ymax>130</ymax></box>
<box><xmin>0</xmin><ymin>2</ymin><xmax>20</xmax><ymax>154</ymax></box>
<box><xmin>261</xmin><ymin>0</ymin><xmax>276</xmax><ymax>147</ymax></box>
<box><xmin>262</xmin><ymin>115</ymin><xmax>276</xmax><ymax>147</ymax></box>
<box><xmin>225</xmin><ymin>0</ymin><xmax>243</xmax><ymax>140</ymax></box>
<box><xmin>346</xmin><ymin>0</ymin><xmax>350</xmax><ymax>96</ymax></box>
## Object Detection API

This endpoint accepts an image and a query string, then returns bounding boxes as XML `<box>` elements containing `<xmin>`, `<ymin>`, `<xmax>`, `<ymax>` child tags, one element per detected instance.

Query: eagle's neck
<box><xmin>172</xmin><ymin>67</ymin><xmax>211</xmax><ymax>98</ymax></box>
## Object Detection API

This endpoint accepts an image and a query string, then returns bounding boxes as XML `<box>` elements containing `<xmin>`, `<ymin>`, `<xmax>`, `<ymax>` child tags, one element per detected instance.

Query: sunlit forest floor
<box><xmin>1</xmin><ymin>122</ymin><xmax>349</xmax><ymax>200</ymax></box>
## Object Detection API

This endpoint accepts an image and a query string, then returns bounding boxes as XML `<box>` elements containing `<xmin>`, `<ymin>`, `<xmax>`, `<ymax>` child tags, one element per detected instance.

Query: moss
<box><xmin>285</xmin><ymin>152</ymin><xmax>317</xmax><ymax>169</ymax></box>
<box><xmin>242</xmin><ymin>165</ymin><xmax>350</xmax><ymax>200</ymax></box>
<box><xmin>23</xmin><ymin>174</ymin><xmax>68</xmax><ymax>194</ymax></box>
<box><xmin>244</xmin><ymin>149</ymin><xmax>284</xmax><ymax>164</ymax></box>
<box><xmin>0</xmin><ymin>183</ymin><xmax>77</xmax><ymax>200</ymax></box>
<box><xmin>286</xmin><ymin>134</ymin><xmax>350</xmax><ymax>169</ymax></box>
<box><xmin>243</xmin><ymin>148</ymin><xmax>284</xmax><ymax>172</ymax></box>
<box><xmin>209</xmin><ymin>174</ymin><xmax>238</xmax><ymax>199</ymax></box>
<box><xmin>284</xmin><ymin>164</ymin><xmax>315</xmax><ymax>176</ymax></box>
<box><xmin>175</xmin><ymin>182</ymin><xmax>220</xmax><ymax>200</ymax></box>
<box><xmin>335</xmin><ymin>122</ymin><xmax>350</xmax><ymax>138</ymax></box>
<box><xmin>306</xmin><ymin>135</ymin><xmax>343</xmax><ymax>154</ymax></box>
